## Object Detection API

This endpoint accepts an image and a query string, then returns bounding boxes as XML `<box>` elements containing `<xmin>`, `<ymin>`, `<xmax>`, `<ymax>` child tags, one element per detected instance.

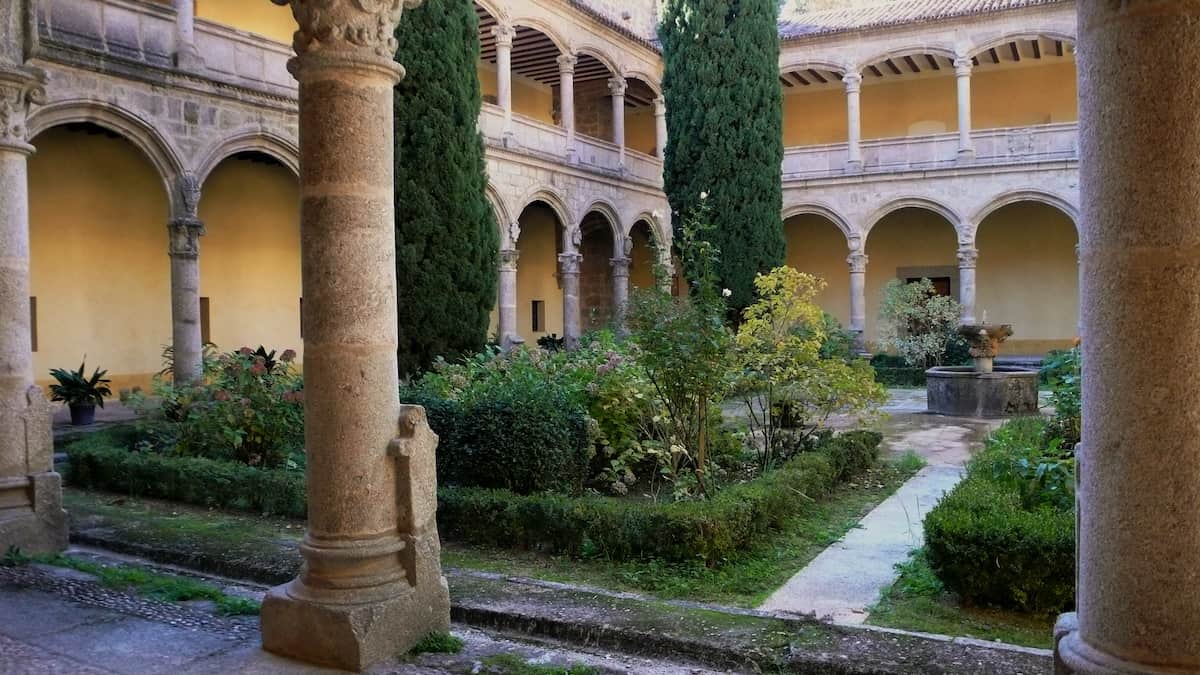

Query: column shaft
<box><xmin>493</xmin><ymin>24</ymin><xmax>514</xmax><ymax>142</ymax></box>
<box><xmin>954</xmin><ymin>57</ymin><xmax>974</xmax><ymax>159</ymax></box>
<box><xmin>559</xmin><ymin>251</ymin><xmax>581</xmax><ymax>349</ymax></box>
<box><xmin>558</xmin><ymin>55</ymin><xmax>576</xmax><ymax>161</ymax></box>
<box><xmin>498</xmin><ymin>248</ymin><xmax>519</xmax><ymax>349</ymax></box>
<box><xmin>653</xmin><ymin>97</ymin><xmax>667</xmax><ymax>159</ymax></box>
<box><xmin>847</xmin><ymin>252</ymin><xmax>867</xmax><ymax>350</ymax></box>
<box><xmin>844</xmin><ymin>72</ymin><xmax>863</xmax><ymax>171</ymax></box>
<box><xmin>956</xmin><ymin>246</ymin><xmax>977</xmax><ymax>325</ymax></box>
<box><xmin>167</xmin><ymin>213</ymin><xmax>204</xmax><ymax>383</ymax></box>
<box><xmin>173</xmin><ymin>0</ymin><xmax>202</xmax><ymax>68</ymax></box>
<box><xmin>609</xmin><ymin>76</ymin><xmax>626</xmax><ymax>167</ymax></box>
<box><xmin>1056</xmin><ymin>2</ymin><xmax>1200</xmax><ymax>673</ymax></box>
<box><xmin>611</xmin><ymin>253</ymin><xmax>630</xmax><ymax>332</ymax></box>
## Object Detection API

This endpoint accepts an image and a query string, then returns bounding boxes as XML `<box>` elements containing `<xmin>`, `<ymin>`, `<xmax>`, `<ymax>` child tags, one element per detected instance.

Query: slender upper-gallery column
<box><xmin>0</xmin><ymin>65</ymin><xmax>65</xmax><ymax>556</ymax></box>
<box><xmin>1055</xmin><ymin>2</ymin><xmax>1200</xmax><ymax>673</ymax></box>
<box><xmin>493</xmin><ymin>23</ymin><xmax>515</xmax><ymax>144</ymax></box>
<box><xmin>844</xmin><ymin>71</ymin><xmax>863</xmax><ymax>171</ymax></box>
<box><xmin>559</xmin><ymin>230</ymin><xmax>582</xmax><ymax>349</ymax></box>
<box><xmin>953</xmin><ymin>56</ymin><xmax>974</xmax><ymax>159</ymax></box>
<box><xmin>847</xmin><ymin>250</ymin><xmax>867</xmax><ymax>350</ymax></box>
<box><xmin>558</xmin><ymin>54</ymin><xmax>576</xmax><ymax>162</ymax></box>
<box><xmin>653</xmin><ymin>96</ymin><xmax>667</xmax><ymax>159</ymax></box>
<box><xmin>498</xmin><ymin>247</ymin><xmax>519</xmax><ymax>349</ymax></box>
<box><xmin>168</xmin><ymin>173</ymin><xmax>204</xmax><ymax>384</ymax></box>
<box><xmin>609</xmin><ymin>76</ymin><xmax>627</xmax><ymax>168</ymax></box>
<box><xmin>956</xmin><ymin>245</ymin><xmax>977</xmax><ymax>325</ymax></box>
<box><xmin>172</xmin><ymin>0</ymin><xmax>202</xmax><ymax>68</ymax></box>
<box><xmin>260</xmin><ymin>1</ymin><xmax>449</xmax><ymax>670</ymax></box>
<box><xmin>611</xmin><ymin>239</ymin><xmax>631</xmax><ymax>331</ymax></box>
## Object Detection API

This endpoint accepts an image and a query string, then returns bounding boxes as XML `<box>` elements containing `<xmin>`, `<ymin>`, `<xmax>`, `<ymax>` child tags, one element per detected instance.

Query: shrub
<box><xmin>1040</xmin><ymin>345</ymin><xmax>1081</xmax><ymax>447</ymax></box>
<box><xmin>924</xmin><ymin>478</ymin><xmax>1074</xmax><ymax>614</ymax></box>
<box><xmin>970</xmin><ymin>417</ymin><xmax>1075</xmax><ymax>511</ymax></box>
<box><xmin>877</xmin><ymin>279</ymin><xmax>963</xmax><ymax>368</ymax></box>
<box><xmin>816</xmin><ymin>430</ymin><xmax>883</xmax><ymax>482</ymax></box>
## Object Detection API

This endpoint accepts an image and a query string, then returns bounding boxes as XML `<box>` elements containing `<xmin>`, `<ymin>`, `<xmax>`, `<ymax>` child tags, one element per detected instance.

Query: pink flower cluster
<box><xmin>596</xmin><ymin>351</ymin><xmax>623</xmax><ymax>376</ymax></box>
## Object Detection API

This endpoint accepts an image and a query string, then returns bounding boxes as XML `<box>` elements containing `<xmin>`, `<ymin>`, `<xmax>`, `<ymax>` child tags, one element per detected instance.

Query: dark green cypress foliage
<box><xmin>393</xmin><ymin>0</ymin><xmax>499</xmax><ymax>376</ymax></box>
<box><xmin>659</xmin><ymin>0</ymin><xmax>785</xmax><ymax>312</ymax></box>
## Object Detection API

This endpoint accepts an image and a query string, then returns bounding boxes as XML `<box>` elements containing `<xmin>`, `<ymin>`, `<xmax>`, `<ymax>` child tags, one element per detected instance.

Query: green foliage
<box><xmin>65</xmin><ymin>429</ymin><xmax>307</xmax><ymax>518</ymax></box>
<box><xmin>814</xmin><ymin>430</ymin><xmax>883</xmax><ymax>483</ymax></box>
<box><xmin>969</xmin><ymin>417</ymin><xmax>1075</xmax><ymax>511</ymax></box>
<box><xmin>1040</xmin><ymin>345</ymin><xmax>1081</xmax><ymax>446</ymax></box>
<box><xmin>627</xmin><ymin>207</ymin><xmax>734</xmax><ymax>496</ymax></box>
<box><xmin>480</xmin><ymin>654</ymin><xmax>598</xmax><ymax>675</ymax></box>
<box><xmin>410</xmin><ymin>632</ymin><xmax>465</xmax><ymax>655</ymax></box>
<box><xmin>131</xmin><ymin>346</ymin><xmax>304</xmax><ymax>469</ymax></box>
<box><xmin>49</xmin><ymin>359</ymin><xmax>112</xmax><ymax>407</ymax></box>
<box><xmin>893</xmin><ymin>450</ymin><xmax>928</xmax><ymax>474</ymax></box>
<box><xmin>393</xmin><ymin>0</ymin><xmax>499</xmax><ymax>376</ymax></box>
<box><xmin>659</xmin><ymin>0</ymin><xmax>784</xmax><ymax>311</ymax></box>
<box><xmin>877</xmin><ymin>279</ymin><xmax>963</xmax><ymax>368</ymax></box>
<box><xmin>733</xmin><ymin>267</ymin><xmax>885</xmax><ymax>470</ymax></box>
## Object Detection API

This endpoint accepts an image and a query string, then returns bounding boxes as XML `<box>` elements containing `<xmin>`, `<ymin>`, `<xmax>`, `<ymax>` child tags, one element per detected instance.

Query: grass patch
<box><xmin>866</xmin><ymin>549</ymin><xmax>1054</xmax><ymax>649</ymax></box>
<box><xmin>410</xmin><ymin>631</ymin><xmax>465</xmax><ymax>655</ymax></box>
<box><xmin>481</xmin><ymin>654</ymin><xmax>598</xmax><ymax>675</ymax></box>
<box><xmin>444</xmin><ymin>462</ymin><xmax>915</xmax><ymax>607</ymax></box>
<box><xmin>6</xmin><ymin>548</ymin><xmax>259</xmax><ymax>616</ymax></box>
<box><xmin>893</xmin><ymin>450</ymin><xmax>927</xmax><ymax>474</ymax></box>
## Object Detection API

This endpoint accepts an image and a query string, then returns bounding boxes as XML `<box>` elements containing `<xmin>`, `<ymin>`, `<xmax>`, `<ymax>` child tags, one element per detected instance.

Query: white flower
<box><xmin>699</xmin><ymin>191</ymin><xmax>708</xmax><ymax>200</ymax></box>
<box><xmin>722</xmin><ymin>288</ymin><xmax>732</xmax><ymax>297</ymax></box>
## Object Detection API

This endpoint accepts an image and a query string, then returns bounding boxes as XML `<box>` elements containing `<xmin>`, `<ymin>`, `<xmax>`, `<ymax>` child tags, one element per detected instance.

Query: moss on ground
<box><xmin>866</xmin><ymin>549</ymin><xmax>1055</xmax><ymax>649</ymax></box>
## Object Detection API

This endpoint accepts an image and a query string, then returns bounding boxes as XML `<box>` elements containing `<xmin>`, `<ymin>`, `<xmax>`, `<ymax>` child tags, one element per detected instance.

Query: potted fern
<box><xmin>49</xmin><ymin>360</ymin><xmax>112</xmax><ymax>426</ymax></box>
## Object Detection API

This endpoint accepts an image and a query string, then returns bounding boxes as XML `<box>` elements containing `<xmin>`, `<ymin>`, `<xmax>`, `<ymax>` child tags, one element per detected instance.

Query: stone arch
<box><xmin>630</xmin><ymin>210</ymin><xmax>667</xmax><ymax>247</ymax></box>
<box><xmin>783</xmin><ymin>203</ymin><xmax>856</xmax><ymax>247</ymax></box>
<box><xmin>28</xmin><ymin>99</ymin><xmax>184</xmax><ymax>201</ymax></box>
<box><xmin>510</xmin><ymin>17</ymin><xmax>570</xmax><ymax>54</ymax></box>
<box><xmin>968</xmin><ymin>190</ymin><xmax>1079</xmax><ymax>240</ymax></box>
<box><xmin>580</xmin><ymin>199</ymin><xmax>623</xmax><ymax>251</ymax></box>
<box><xmin>624</xmin><ymin>70</ymin><xmax>662</xmax><ymax>96</ymax></box>
<box><xmin>968</xmin><ymin>30</ymin><xmax>1076</xmax><ymax>59</ymax></box>
<box><xmin>855</xmin><ymin>44</ymin><xmax>958</xmax><ymax>74</ymax></box>
<box><xmin>865</xmin><ymin>197</ymin><xmax>963</xmax><ymax>240</ymax></box>
<box><xmin>574</xmin><ymin>45</ymin><xmax>621</xmax><ymax>80</ymax></box>
<box><xmin>484</xmin><ymin>182</ymin><xmax>513</xmax><ymax>245</ymax></box>
<box><xmin>194</xmin><ymin>128</ymin><xmax>300</xmax><ymax>183</ymax></box>
<box><xmin>517</xmin><ymin>187</ymin><xmax>572</xmax><ymax>237</ymax></box>
<box><xmin>472</xmin><ymin>0</ymin><xmax>503</xmax><ymax>22</ymax></box>
<box><xmin>779</xmin><ymin>58</ymin><xmax>848</xmax><ymax>77</ymax></box>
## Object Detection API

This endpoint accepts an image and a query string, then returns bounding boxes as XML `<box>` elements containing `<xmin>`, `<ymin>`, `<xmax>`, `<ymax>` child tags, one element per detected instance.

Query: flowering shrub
<box><xmin>132</xmin><ymin>346</ymin><xmax>304</xmax><ymax>469</ymax></box>
<box><xmin>878</xmin><ymin>278</ymin><xmax>963</xmax><ymax>368</ymax></box>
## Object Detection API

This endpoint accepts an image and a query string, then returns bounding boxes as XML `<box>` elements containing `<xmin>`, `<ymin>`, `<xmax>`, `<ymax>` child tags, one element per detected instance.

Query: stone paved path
<box><xmin>758</xmin><ymin>389</ymin><xmax>1001</xmax><ymax>623</ymax></box>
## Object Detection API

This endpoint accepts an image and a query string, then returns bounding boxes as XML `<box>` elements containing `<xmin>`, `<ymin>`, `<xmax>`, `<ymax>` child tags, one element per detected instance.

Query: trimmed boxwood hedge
<box><xmin>64</xmin><ymin>427</ymin><xmax>882</xmax><ymax>566</ymax></box>
<box><xmin>924</xmin><ymin>477</ymin><xmax>1075</xmax><ymax>614</ymax></box>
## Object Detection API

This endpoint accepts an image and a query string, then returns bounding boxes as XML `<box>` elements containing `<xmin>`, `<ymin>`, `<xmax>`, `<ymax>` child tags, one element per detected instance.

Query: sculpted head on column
<box><xmin>0</xmin><ymin>67</ymin><xmax>45</xmax><ymax>152</ymax></box>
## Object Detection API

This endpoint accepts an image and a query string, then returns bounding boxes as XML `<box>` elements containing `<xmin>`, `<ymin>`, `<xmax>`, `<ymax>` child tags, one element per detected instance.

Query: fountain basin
<box><xmin>926</xmin><ymin>365</ymin><xmax>1039</xmax><ymax>418</ymax></box>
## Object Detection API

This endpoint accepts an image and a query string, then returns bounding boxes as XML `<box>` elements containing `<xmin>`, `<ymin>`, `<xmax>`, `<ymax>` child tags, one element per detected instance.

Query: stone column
<box><xmin>1055</xmin><ymin>2</ymin><xmax>1200</xmax><ymax>673</ymax></box>
<box><xmin>498</xmin><ymin>248</ymin><xmax>519</xmax><ymax>349</ymax></box>
<box><xmin>609</xmin><ymin>76</ymin><xmax>627</xmax><ymax>168</ymax></box>
<box><xmin>0</xmin><ymin>66</ymin><xmax>65</xmax><ymax>556</ymax></box>
<box><xmin>954</xmin><ymin>56</ymin><xmax>974</xmax><ymax>160</ymax></box>
<box><xmin>558</xmin><ymin>54</ymin><xmax>576</xmax><ymax>163</ymax></box>
<box><xmin>844</xmin><ymin>71</ymin><xmax>863</xmax><ymax>171</ymax></box>
<box><xmin>956</xmin><ymin>245</ymin><xmax>977</xmax><ymax>325</ymax></box>
<box><xmin>653</xmin><ymin>96</ymin><xmax>667</xmax><ymax>159</ymax></box>
<box><xmin>611</xmin><ymin>251</ymin><xmax>630</xmax><ymax>332</ymax></box>
<box><xmin>559</xmin><ymin>249</ymin><xmax>582</xmax><ymax>350</ymax></box>
<box><xmin>847</xmin><ymin>251</ymin><xmax>867</xmax><ymax>351</ymax></box>
<box><xmin>260</xmin><ymin>1</ymin><xmax>449</xmax><ymax>671</ymax></box>
<box><xmin>492</xmin><ymin>23</ymin><xmax>515</xmax><ymax>145</ymax></box>
<box><xmin>168</xmin><ymin>173</ymin><xmax>204</xmax><ymax>384</ymax></box>
<box><xmin>172</xmin><ymin>0</ymin><xmax>202</xmax><ymax>68</ymax></box>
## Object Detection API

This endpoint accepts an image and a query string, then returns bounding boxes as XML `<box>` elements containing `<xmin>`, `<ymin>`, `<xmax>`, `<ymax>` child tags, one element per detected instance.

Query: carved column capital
<box><xmin>608</xmin><ymin>76</ymin><xmax>627</xmax><ymax>97</ymax></box>
<box><xmin>957</xmin><ymin>246</ymin><xmax>979</xmax><ymax>269</ymax></box>
<box><xmin>556</xmin><ymin>53</ymin><xmax>576</xmax><ymax>74</ymax></box>
<box><xmin>847</xmin><ymin>252</ymin><xmax>868</xmax><ymax>274</ymax></box>
<box><xmin>271</xmin><ymin>0</ymin><xmax>422</xmax><ymax>76</ymax></box>
<box><xmin>0</xmin><ymin>66</ymin><xmax>46</xmax><ymax>153</ymax></box>
<box><xmin>842</xmin><ymin>71</ymin><xmax>862</xmax><ymax>93</ymax></box>
<box><xmin>953</xmin><ymin>56</ymin><xmax>973</xmax><ymax>77</ymax></box>
<box><xmin>491</xmin><ymin>22</ymin><xmax>515</xmax><ymax>48</ymax></box>
<box><xmin>558</xmin><ymin>252</ymin><xmax>582</xmax><ymax>276</ymax></box>
<box><xmin>499</xmin><ymin>248</ymin><xmax>519</xmax><ymax>272</ymax></box>
<box><xmin>168</xmin><ymin>218</ymin><xmax>205</xmax><ymax>258</ymax></box>
<box><xmin>653</xmin><ymin>96</ymin><xmax>666</xmax><ymax>117</ymax></box>
<box><xmin>610</xmin><ymin>257</ymin><xmax>630</xmax><ymax>278</ymax></box>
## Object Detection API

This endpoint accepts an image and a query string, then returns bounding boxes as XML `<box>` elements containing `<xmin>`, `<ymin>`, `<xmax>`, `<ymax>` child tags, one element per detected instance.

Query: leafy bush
<box><xmin>924</xmin><ymin>478</ymin><xmax>1074</xmax><ymax>614</ymax></box>
<box><xmin>132</xmin><ymin>346</ymin><xmax>304</xmax><ymax>469</ymax></box>
<box><xmin>878</xmin><ymin>279</ymin><xmax>963</xmax><ymax>368</ymax></box>
<box><xmin>1040</xmin><ymin>345</ymin><xmax>1081</xmax><ymax>446</ymax></box>
<box><xmin>815</xmin><ymin>430</ymin><xmax>884</xmax><ymax>483</ymax></box>
<box><xmin>408</xmin><ymin>376</ymin><xmax>592</xmax><ymax>495</ymax></box>
<box><xmin>969</xmin><ymin>417</ymin><xmax>1075</xmax><ymax>511</ymax></box>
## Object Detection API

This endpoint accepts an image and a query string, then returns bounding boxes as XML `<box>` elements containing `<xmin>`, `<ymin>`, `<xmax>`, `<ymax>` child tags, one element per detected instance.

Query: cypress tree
<box><xmin>659</xmin><ymin>0</ymin><xmax>785</xmax><ymax>312</ymax></box>
<box><xmin>393</xmin><ymin>0</ymin><xmax>499</xmax><ymax>376</ymax></box>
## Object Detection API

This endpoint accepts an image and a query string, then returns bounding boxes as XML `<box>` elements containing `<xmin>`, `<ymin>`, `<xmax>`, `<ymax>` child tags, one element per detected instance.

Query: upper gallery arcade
<box><xmin>25</xmin><ymin>0</ymin><xmax>1078</xmax><ymax>388</ymax></box>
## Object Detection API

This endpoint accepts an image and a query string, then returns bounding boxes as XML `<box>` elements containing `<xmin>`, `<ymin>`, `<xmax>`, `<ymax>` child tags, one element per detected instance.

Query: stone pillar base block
<box><xmin>0</xmin><ymin>472</ymin><xmax>68</xmax><ymax>555</ymax></box>
<box><xmin>261</xmin><ymin>578</ymin><xmax>450</xmax><ymax>672</ymax></box>
<box><xmin>1054</xmin><ymin>620</ymin><xmax>1197</xmax><ymax>675</ymax></box>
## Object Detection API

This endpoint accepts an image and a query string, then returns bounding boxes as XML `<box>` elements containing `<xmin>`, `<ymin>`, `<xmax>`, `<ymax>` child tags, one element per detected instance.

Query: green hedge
<box><xmin>65</xmin><ymin>427</ymin><xmax>882</xmax><ymax>566</ymax></box>
<box><xmin>872</xmin><ymin>366</ymin><xmax>927</xmax><ymax>387</ymax></box>
<box><xmin>924</xmin><ymin>477</ymin><xmax>1075</xmax><ymax>614</ymax></box>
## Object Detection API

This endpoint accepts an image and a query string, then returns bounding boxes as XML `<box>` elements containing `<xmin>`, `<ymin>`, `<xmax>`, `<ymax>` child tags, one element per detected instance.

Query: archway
<box><xmin>783</xmin><ymin>212</ymin><xmax>851</xmax><ymax>327</ymax></box>
<box><xmin>975</xmin><ymin>201</ymin><xmax>1078</xmax><ymax>355</ymax></box>
<box><xmin>579</xmin><ymin>211</ymin><xmax>617</xmax><ymax>330</ymax></box>
<box><xmin>864</xmin><ymin>206</ymin><xmax>959</xmax><ymax>344</ymax></box>
<box><xmin>967</xmin><ymin>35</ymin><xmax>1077</xmax><ymax>130</ymax></box>
<box><xmin>197</xmin><ymin>151</ymin><xmax>302</xmax><ymax>360</ymax></box>
<box><xmin>779</xmin><ymin>64</ymin><xmax>846</xmax><ymax>147</ymax></box>
<box><xmin>629</xmin><ymin>219</ymin><xmax>658</xmax><ymax>291</ymax></box>
<box><xmin>477</xmin><ymin>10</ymin><xmax>565</xmax><ymax>126</ymax></box>
<box><xmin>859</xmin><ymin>49</ymin><xmax>958</xmax><ymax>139</ymax></box>
<box><xmin>29</xmin><ymin>123</ymin><xmax>171</xmax><ymax>391</ymax></box>
<box><xmin>623</xmin><ymin>76</ymin><xmax>659</xmax><ymax>156</ymax></box>
<box><xmin>514</xmin><ymin>201</ymin><xmax>565</xmax><ymax>343</ymax></box>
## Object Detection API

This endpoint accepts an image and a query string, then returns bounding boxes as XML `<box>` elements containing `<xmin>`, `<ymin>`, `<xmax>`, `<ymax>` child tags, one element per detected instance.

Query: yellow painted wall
<box><xmin>515</xmin><ymin>205</ymin><xmax>563</xmax><ymax>342</ymax></box>
<box><xmin>972</xmin><ymin>61</ymin><xmax>1078</xmax><ymax>128</ymax></box>
<box><xmin>783</xmin><ymin>87</ymin><xmax>847</xmax><ymax>146</ymax></box>
<box><xmin>629</xmin><ymin>225</ymin><xmax>656</xmax><ymax>290</ymax></box>
<box><xmin>195</xmin><ymin>0</ymin><xmax>295</xmax><ymax>44</ymax></box>
<box><xmin>478</xmin><ymin>63</ymin><xmax>556</xmax><ymax>126</ymax></box>
<box><xmin>861</xmin><ymin>75</ymin><xmax>957</xmax><ymax>140</ymax></box>
<box><xmin>976</xmin><ymin>202</ymin><xmax>1078</xmax><ymax>354</ymax></box>
<box><xmin>784</xmin><ymin>214</ymin><xmax>851</xmax><ymax>326</ymax></box>
<box><xmin>29</xmin><ymin>128</ymin><xmax>171</xmax><ymax>392</ymax></box>
<box><xmin>864</xmin><ymin>208</ymin><xmax>958</xmax><ymax>343</ymax></box>
<box><xmin>198</xmin><ymin>157</ymin><xmax>302</xmax><ymax>361</ymax></box>
<box><xmin>626</xmin><ymin>107</ymin><xmax>657</xmax><ymax>156</ymax></box>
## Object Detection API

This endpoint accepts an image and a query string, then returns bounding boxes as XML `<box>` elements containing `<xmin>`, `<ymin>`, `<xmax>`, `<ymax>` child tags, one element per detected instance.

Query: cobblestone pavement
<box><xmin>0</xmin><ymin>561</ymin><xmax>729</xmax><ymax>674</ymax></box>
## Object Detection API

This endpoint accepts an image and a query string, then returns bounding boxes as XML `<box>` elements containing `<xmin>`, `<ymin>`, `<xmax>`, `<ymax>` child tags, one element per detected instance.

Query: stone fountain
<box><xmin>925</xmin><ymin>322</ymin><xmax>1039</xmax><ymax>418</ymax></box>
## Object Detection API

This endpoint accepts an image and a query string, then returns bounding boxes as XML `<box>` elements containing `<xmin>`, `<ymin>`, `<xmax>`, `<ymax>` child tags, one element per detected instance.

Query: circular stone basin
<box><xmin>926</xmin><ymin>365</ymin><xmax>1040</xmax><ymax>418</ymax></box>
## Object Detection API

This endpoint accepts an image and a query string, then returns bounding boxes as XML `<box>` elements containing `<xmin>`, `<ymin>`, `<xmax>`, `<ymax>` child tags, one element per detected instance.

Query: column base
<box><xmin>261</xmin><ymin>575</ymin><xmax>449</xmax><ymax>672</ymax></box>
<box><xmin>1054</xmin><ymin>613</ymin><xmax>1198</xmax><ymax>675</ymax></box>
<box><xmin>956</xmin><ymin>148</ymin><xmax>976</xmax><ymax>162</ymax></box>
<box><xmin>0</xmin><ymin>472</ymin><xmax>68</xmax><ymax>555</ymax></box>
<box><xmin>844</xmin><ymin>159</ymin><xmax>863</xmax><ymax>173</ymax></box>
<box><xmin>174</xmin><ymin>46</ymin><xmax>205</xmax><ymax>71</ymax></box>
<box><xmin>502</xmin><ymin>132</ymin><xmax>518</xmax><ymax>149</ymax></box>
